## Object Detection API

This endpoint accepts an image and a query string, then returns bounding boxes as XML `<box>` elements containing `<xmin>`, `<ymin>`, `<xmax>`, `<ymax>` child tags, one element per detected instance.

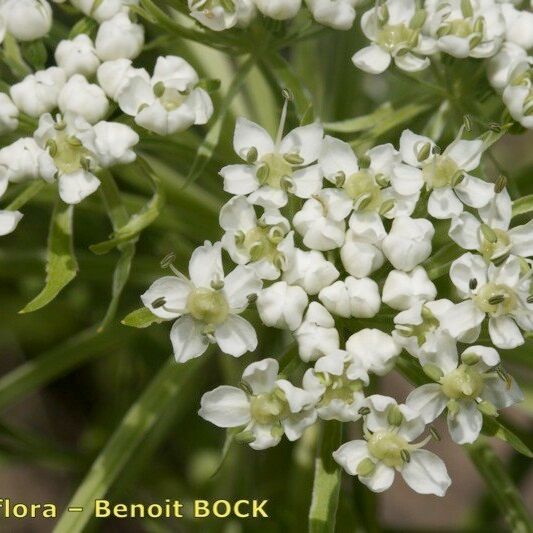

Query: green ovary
<box><xmin>422</xmin><ymin>155</ymin><xmax>459</xmax><ymax>189</ymax></box>
<box><xmin>480</xmin><ymin>230</ymin><xmax>511</xmax><ymax>261</ymax></box>
<box><xmin>440</xmin><ymin>365</ymin><xmax>484</xmax><ymax>399</ymax></box>
<box><xmin>319</xmin><ymin>373</ymin><xmax>363</xmax><ymax>406</ymax></box>
<box><xmin>186</xmin><ymin>288</ymin><xmax>229</xmax><ymax>325</ymax></box>
<box><xmin>159</xmin><ymin>87</ymin><xmax>187</xmax><ymax>111</ymax></box>
<box><xmin>377</xmin><ymin>24</ymin><xmax>419</xmax><ymax>53</ymax></box>
<box><xmin>250</xmin><ymin>390</ymin><xmax>288</xmax><ymax>425</ymax></box>
<box><xmin>242</xmin><ymin>227</ymin><xmax>279</xmax><ymax>262</ymax></box>
<box><xmin>367</xmin><ymin>430</ymin><xmax>410</xmax><ymax>468</ymax></box>
<box><xmin>474</xmin><ymin>283</ymin><xmax>518</xmax><ymax>315</ymax></box>
<box><xmin>446</xmin><ymin>19</ymin><xmax>474</xmax><ymax>38</ymax></box>
<box><xmin>51</xmin><ymin>133</ymin><xmax>91</xmax><ymax>175</ymax></box>
<box><xmin>259</xmin><ymin>153</ymin><xmax>293</xmax><ymax>189</ymax></box>
<box><xmin>344</xmin><ymin>171</ymin><xmax>382</xmax><ymax>211</ymax></box>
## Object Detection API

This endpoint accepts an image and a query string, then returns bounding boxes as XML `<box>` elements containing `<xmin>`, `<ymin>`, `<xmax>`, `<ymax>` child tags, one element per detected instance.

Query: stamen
<box><xmin>275</xmin><ymin>89</ymin><xmax>292</xmax><ymax>149</ymax></box>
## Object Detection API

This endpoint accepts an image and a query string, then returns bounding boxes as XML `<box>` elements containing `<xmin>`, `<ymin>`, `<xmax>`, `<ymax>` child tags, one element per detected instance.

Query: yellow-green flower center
<box><xmin>422</xmin><ymin>155</ymin><xmax>461</xmax><ymax>189</ymax></box>
<box><xmin>344</xmin><ymin>170</ymin><xmax>383</xmax><ymax>211</ymax></box>
<box><xmin>186</xmin><ymin>287</ymin><xmax>229</xmax><ymax>325</ymax></box>
<box><xmin>258</xmin><ymin>153</ymin><xmax>293</xmax><ymax>189</ymax></box>
<box><xmin>377</xmin><ymin>24</ymin><xmax>419</xmax><ymax>54</ymax></box>
<box><xmin>241</xmin><ymin>226</ymin><xmax>283</xmax><ymax>263</ymax></box>
<box><xmin>440</xmin><ymin>364</ymin><xmax>484</xmax><ymax>399</ymax></box>
<box><xmin>317</xmin><ymin>372</ymin><xmax>363</xmax><ymax>406</ymax></box>
<box><xmin>367</xmin><ymin>430</ymin><xmax>410</xmax><ymax>468</ymax></box>
<box><xmin>249</xmin><ymin>389</ymin><xmax>289</xmax><ymax>425</ymax></box>
<box><xmin>474</xmin><ymin>282</ymin><xmax>518</xmax><ymax>315</ymax></box>
<box><xmin>480</xmin><ymin>229</ymin><xmax>511</xmax><ymax>262</ymax></box>
<box><xmin>48</xmin><ymin>132</ymin><xmax>91</xmax><ymax>175</ymax></box>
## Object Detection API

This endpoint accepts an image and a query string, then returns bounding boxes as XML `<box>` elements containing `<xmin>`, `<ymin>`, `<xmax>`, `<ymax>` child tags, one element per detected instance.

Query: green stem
<box><xmin>465</xmin><ymin>440</ymin><xmax>532</xmax><ymax>533</ymax></box>
<box><xmin>309</xmin><ymin>420</ymin><xmax>343</xmax><ymax>533</ymax></box>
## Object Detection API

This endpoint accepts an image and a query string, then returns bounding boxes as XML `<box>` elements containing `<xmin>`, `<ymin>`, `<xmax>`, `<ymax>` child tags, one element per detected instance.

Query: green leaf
<box><xmin>97</xmin><ymin>172</ymin><xmax>136</xmax><ymax>331</ymax></box>
<box><xmin>512</xmin><ymin>194</ymin><xmax>533</xmax><ymax>218</ymax></box>
<box><xmin>20</xmin><ymin>201</ymin><xmax>78</xmax><ymax>313</ymax></box>
<box><xmin>54</xmin><ymin>357</ymin><xmax>205</xmax><ymax>533</ymax></box>
<box><xmin>309</xmin><ymin>420</ymin><xmax>342</xmax><ymax>533</ymax></box>
<box><xmin>466</xmin><ymin>440</ymin><xmax>532</xmax><ymax>532</ymax></box>
<box><xmin>68</xmin><ymin>16</ymin><xmax>98</xmax><ymax>39</ymax></box>
<box><xmin>122</xmin><ymin>307</ymin><xmax>164</xmax><ymax>329</ymax></box>
<box><xmin>185</xmin><ymin>57</ymin><xmax>254</xmax><ymax>186</ymax></box>
<box><xmin>90</xmin><ymin>159</ymin><xmax>165</xmax><ymax>255</ymax></box>
<box><xmin>481</xmin><ymin>416</ymin><xmax>533</xmax><ymax>458</ymax></box>
<box><xmin>423</xmin><ymin>242</ymin><xmax>463</xmax><ymax>280</ymax></box>
<box><xmin>324</xmin><ymin>103</ymin><xmax>396</xmax><ymax>133</ymax></box>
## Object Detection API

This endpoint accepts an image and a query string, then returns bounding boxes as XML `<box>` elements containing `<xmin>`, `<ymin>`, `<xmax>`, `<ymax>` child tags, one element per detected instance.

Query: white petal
<box><xmin>214</xmin><ymin>315</ymin><xmax>257</xmax><ymax>357</ymax></box>
<box><xmin>352</xmin><ymin>45</ymin><xmax>391</xmax><ymax>74</ymax></box>
<box><xmin>406</xmin><ymin>384</ymin><xmax>447</xmax><ymax>423</ymax></box>
<box><xmin>391</xmin><ymin>163</ymin><xmax>424</xmax><ymax>196</ymax></box>
<box><xmin>509</xmin><ymin>220</ymin><xmax>533</xmax><ymax>257</ymax></box>
<box><xmin>249</xmin><ymin>423</ymin><xmax>281</xmax><ymax>450</ymax></box>
<box><xmin>333</xmin><ymin>440</ymin><xmax>369</xmax><ymax>475</ymax></box>
<box><xmin>401</xmin><ymin>450</ymin><xmax>451</xmax><ymax>496</ymax></box>
<box><xmin>242</xmin><ymin>358</ymin><xmax>279</xmax><ymax>395</ymax></box>
<box><xmin>450</xmin><ymin>253</ymin><xmax>488</xmax><ymax>295</ymax></box>
<box><xmin>346</xmin><ymin>329</ymin><xmax>400</xmax><ymax>375</ymax></box>
<box><xmin>428</xmin><ymin>188</ymin><xmax>463</xmax><ymax>219</ymax></box>
<box><xmin>291</xmin><ymin>165</ymin><xmax>323</xmax><ymax>199</ymax></box>
<box><xmin>394</xmin><ymin>52</ymin><xmax>429</xmax><ymax>72</ymax></box>
<box><xmin>280</xmin><ymin>122</ymin><xmax>323</xmax><ymax>165</ymax></box>
<box><xmin>455</xmin><ymin>175</ymin><xmax>495</xmax><ymax>209</ymax></box>
<box><xmin>447</xmin><ymin>400</ymin><xmax>483</xmax><ymax>444</ymax></box>
<box><xmin>282</xmin><ymin>409</ymin><xmax>317</xmax><ymax>440</ymax></box>
<box><xmin>219</xmin><ymin>195</ymin><xmax>257</xmax><ymax>231</ymax></box>
<box><xmin>256</xmin><ymin>281</ymin><xmax>308</xmax><ymax>330</ymax></box>
<box><xmin>449</xmin><ymin>212</ymin><xmax>481</xmax><ymax>250</ymax></box>
<box><xmin>188</xmin><ymin>241</ymin><xmax>223</xmax><ymax>288</ymax></box>
<box><xmin>140</xmin><ymin>276</ymin><xmax>191</xmax><ymax>319</ymax></box>
<box><xmin>362</xmin><ymin>463</ymin><xmax>395</xmax><ymax>493</ymax></box>
<box><xmin>58</xmin><ymin>170</ymin><xmax>101</xmax><ymax>205</ymax></box>
<box><xmin>446</xmin><ymin>140</ymin><xmax>483</xmax><ymax>172</ymax></box>
<box><xmin>399</xmin><ymin>130</ymin><xmax>433</xmax><ymax>167</ymax></box>
<box><xmin>488</xmin><ymin>316</ymin><xmax>524</xmax><ymax>349</ymax></box>
<box><xmin>223</xmin><ymin>265</ymin><xmax>262</xmax><ymax>310</ymax></box>
<box><xmin>346</xmin><ymin>276</ymin><xmax>382</xmax><ymax>318</ymax></box>
<box><xmin>234</xmin><ymin>117</ymin><xmax>275</xmax><ymax>160</ymax></box>
<box><xmin>319</xmin><ymin>135</ymin><xmax>358</xmax><ymax>181</ymax></box>
<box><xmin>439</xmin><ymin>300</ymin><xmax>485</xmax><ymax>339</ymax></box>
<box><xmin>198</xmin><ymin>386</ymin><xmax>251</xmax><ymax>427</ymax></box>
<box><xmin>170</xmin><ymin>315</ymin><xmax>209</xmax><ymax>362</ymax></box>
<box><xmin>0</xmin><ymin>210</ymin><xmax>23</xmax><ymax>236</ymax></box>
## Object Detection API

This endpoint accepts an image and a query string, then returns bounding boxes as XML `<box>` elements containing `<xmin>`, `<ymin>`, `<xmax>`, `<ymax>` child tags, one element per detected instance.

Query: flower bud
<box><xmin>95</xmin><ymin>12</ymin><xmax>145</xmax><ymax>61</ymax></box>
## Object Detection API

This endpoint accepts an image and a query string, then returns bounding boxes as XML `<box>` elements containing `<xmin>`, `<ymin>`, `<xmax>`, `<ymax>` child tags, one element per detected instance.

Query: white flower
<box><xmin>444</xmin><ymin>252</ymin><xmax>533</xmax><ymax>348</ymax></box>
<box><xmin>70</xmin><ymin>0</ymin><xmax>135</xmax><ymax>22</ymax></box>
<box><xmin>254</xmin><ymin>0</ymin><xmax>301</xmax><ymax>20</ymax></box>
<box><xmin>353</xmin><ymin>0</ymin><xmax>436</xmax><ymax>74</ymax></box>
<box><xmin>0</xmin><ymin>210</ymin><xmax>23</xmax><ymax>236</ymax></box>
<box><xmin>425</xmin><ymin>0</ymin><xmax>505</xmax><ymax>59</ymax></box>
<box><xmin>95</xmin><ymin>12</ymin><xmax>144</xmax><ymax>61</ymax></box>
<box><xmin>334</xmin><ymin>395</ymin><xmax>451</xmax><ymax>496</ymax></box>
<box><xmin>407</xmin><ymin>345</ymin><xmax>523</xmax><ymax>444</ymax></box>
<box><xmin>382</xmin><ymin>266</ymin><xmax>436</xmax><ymax>310</ymax></box>
<box><xmin>0</xmin><ymin>93</ymin><xmax>18</xmax><ymax>134</ymax></box>
<box><xmin>54</xmin><ymin>34</ymin><xmax>101</xmax><ymax>77</ymax></box>
<box><xmin>0</xmin><ymin>137</ymin><xmax>55</xmax><ymax>184</ymax></box>
<box><xmin>382</xmin><ymin>216</ymin><xmax>434</xmax><ymax>271</ymax></box>
<box><xmin>502</xmin><ymin>61</ymin><xmax>533</xmax><ymax>129</ymax></box>
<box><xmin>199</xmin><ymin>358</ymin><xmax>317</xmax><ymax>450</ymax></box>
<box><xmin>320</xmin><ymin>136</ymin><xmax>419</xmax><ymax>219</ymax></box>
<box><xmin>0</xmin><ymin>0</ymin><xmax>52</xmax><ymax>42</ymax></box>
<box><xmin>34</xmin><ymin>113</ymin><xmax>100</xmax><ymax>203</ymax></box>
<box><xmin>397</xmin><ymin>129</ymin><xmax>494</xmax><ymax>219</ymax></box>
<box><xmin>219</xmin><ymin>195</ymin><xmax>294</xmax><ymax>280</ymax></box>
<box><xmin>10</xmin><ymin>67</ymin><xmax>66</xmax><ymax>118</ymax></box>
<box><xmin>118</xmin><ymin>55</ymin><xmax>213</xmax><ymax>135</ymax></box>
<box><xmin>294</xmin><ymin>302</ymin><xmax>340</xmax><ymax>362</ymax></box>
<box><xmin>500</xmin><ymin>3</ymin><xmax>533</xmax><ymax>51</ymax></box>
<box><xmin>283</xmin><ymin>249</ymin><xmax>339</xmax><ymax>295</ymax></box>
<box><xmin>293</xmin><ymin>188</ymin><xmax>352</xmax><ymax>251</ymax></box>
<box><xmin>97</xmin><ymin>59</ymin><xmax>150</xmax><ymax>100</ymax></box>
<box><xmin>188</xmin><ymin>0</ymin><xmax>256</xmax><ymax>31</ymax></box>
<box><xmin>346</xmin><ymin>329</ymin><xmax>400</xmax><ymax>375</ymax></box>
<box><xmin>220</xmin><ymin>117</ymin><xmax>323</xmax><ymax>208</ymax></box>
<box><xmin>341</xmin><ymin>212</ymin><xmax>386</xmax><ymax>278</ymax></box>
<box><xmin>256</xmin><ymin>281</ymin><xmax>308</xmax><ymax>330</ymax></box>
<box><xmin>319</xmin><ymin>277</ymin><xmax>381</xmax><ymax>318</ymax></box>
<box><xmin>487</xmin><ymin>42</ymin><xmax>528</xmax><ymax>91</ymax></box>
<box><xmin>449</xmin><ymin>189</ymin><xmax>533</xmax><ymax>262</ymax></box>
<box><xmin>303</xmin><ymin>350</ymin><xmax>368</xmax><ymax>421</ymax></box>
<box><xmin>393</xmin><ymin>299</ymin><xmax>461</xmax><ymax>359</ymax></box>
<box><xmin>141</xmin><ymin>241</ymin><xmax>262</xmax><ymax>362</ymax></box>
<box><xmin>57</xmin><ymin>74</ymin><xmax>109</xmax><ymax>124</ymax></box>
<box><xmin>305</xmin><ymin>0</ymin><xmax>358</xmax><ymax>30</ymax></box>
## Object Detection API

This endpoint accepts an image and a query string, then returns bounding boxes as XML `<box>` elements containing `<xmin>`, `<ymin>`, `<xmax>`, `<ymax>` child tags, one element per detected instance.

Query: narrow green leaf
<box><xmin>512</xmin><ymin>194</ymin><xmax>533</xmax><ymax>218</ymax></box>
<box><xmin>466</xmin><ymin>440</ymin><xmax>532</xmax><ymax>532</ymax></box>
<box><xmin>262</xmin><ymin>53</ymin><xmax>315</xmax><ymax>125</ymax></box>
<box><xmin>324</xmin><ymin>103</ymin><xmax>395</xmax><ymax>133</ymax></box>
<box><xmin>185</xmin><ymin>57</ymin><xmax>254</xmax><ymax>186</ymax></box>
<box><xmin>90</xmin><ymin>160</ymin><xmax>165</xmax><ymax>255</ymax></box>
<box><xmin>122</xmin><ymin>307</ymin><xmax>164</xmax><ymax>328</ymax></box>
<box><xmin>54</xmin><ymin>357</ymin><xmax>205</xmax><ymax>533</ymax></box>
<box><xmin>423</xmin><ymin>242</ymin><xmax>463</xmax><ymax>280</ymax></box>
<box><xmin>97</xmin><ymin>172</ymin><xmax>136</xmax><ymax>331</ymax></box>
<box><xmin>309</xmin><ymin>420</ymin><xmax>342</xmax><ymax>533</ymax></box>
<box><xmin>481</xmin><ymin>417</ymin><xmax>533</xmax><ymax>458</ymax></box>
<box><xmin>210</xmin><ymin>428</ymin><xmax>239</xmax><ymax>479</ymax></box>
<box><xmin>20</xmin><ymin>201</ymin><xmax>78</xmax><ymax>313</ymax></box>
<box><xmin>0</xmin><ymin>327</ymin><xmax>129</xmax><ymax>411</ymax></box>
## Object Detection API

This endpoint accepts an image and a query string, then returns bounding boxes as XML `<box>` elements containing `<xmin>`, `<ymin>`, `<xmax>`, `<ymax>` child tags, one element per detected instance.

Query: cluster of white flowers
<box><xmin>188</xmin><ymin>0</ymin><xmax>360</xmax><ymax>32</ymax></box>
<box><xmin>141</xmin><ymin>101</ymin><xmax>530</xmax><ymax>496</ymax></box>
<box><xmin>0</xmin><ymin>0</ymin><xmax>214</xmax><ymax>236</ymax></box>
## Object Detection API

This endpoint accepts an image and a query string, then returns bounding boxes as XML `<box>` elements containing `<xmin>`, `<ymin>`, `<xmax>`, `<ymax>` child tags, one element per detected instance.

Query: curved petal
<box><xmin>170</xmin><ymin>315</ymin><xmax>209</xmax><ymax>363</ymax></box>
<box><xmin>455</xmin><ymin>175</ymin><xmax>494</xmax><ymax>209</ymax></box>
<box><xmin>140</xmin><ymin>276</ymin><xmax>191</xmax><ymax>319</ymax></box>
<box><xmin>220</xmin><ymin>164</ymin><xmax>260</xmax><ymax>196</ymax></box>
<box><xmin>319</xmin><ymin>135</ymin><xmax>358</xmax><ymax>181</ymax></box>
<box><xmin>223</xmin><ymin>265</ymin><xmax>262</xmax><ymax>310</ymax></box>
<box><xmin>406</xmin><ymin>384</ymin><xmax>447</xmax><ymax>423</ymax></box>
<box><xmin>352</xmin><ymin>44</ymin><xmax>391</xmax><ymax>74</ymax></box>
<box><xmin>361</xmin><ymin>463</ymin><xmax>395</xmax><ymax>493</ymax></box>
<box><xmin>449</xmin><ymin>212</ymin><xmax>481</xmax><ymax>250</ymax></box>
<box><xmin>280</xmin><ymin>122</ymin><xmax>323</xmax><ymax>165</ymax></box>
<box><xmin>488</xmin><ymin>316</ymin><xmax>524</xmax><ymax>349</ymax></box>
<box><xmin>428</xmin><ymin>188</ymin><xmax>463</xmax><ymax>219</ymax></box>
<box><xmin>58</xmin><ymin>170</ymin><xmax>101</xmax><ymax>205</ymax></box>
<box><xmin>214</xmin><ymin>315</ymin><xmax>257</xmax><ymax>357</ymax></box>
<box><xmin>198</xmin><ymin>386</ymin><xmax>251</xmax><ymax>427</ymax></box>
<box><xmin>401</xmin><ymin>450</ymin><xmax>451</xmax><ymax>496</ymax></box>
<box><xmin>242</xmin><ymin>358</ymin><xmax>279</xmax><ymax>395</ymax></box>
<box><xmin>233</xmin><ymin>117</ymin><xmax>274</xmax><ymax>160</ymax></box>
<box><xmin>332</xmin><ymin>440</ymin><xmax>369</xmax><ymax>475</ymax></box>
<box><xmin>447</xmin><ymin>400</ymin><xmax>483</xmax><ymax>444</ymax></box>
<box><xmin>188</xmin><ymin>241</ymin><xmax>223</xmax><ymax>288</ymax></box>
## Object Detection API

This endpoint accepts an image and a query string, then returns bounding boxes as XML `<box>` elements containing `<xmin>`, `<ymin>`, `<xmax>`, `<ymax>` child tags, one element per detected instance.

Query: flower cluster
<box><xmin>141</xmin><ymin>101</ymin><xmax>530</xmax><ymax>496</ymax></box>
<box><xmin>0</xmin><ymin>0</ymin><xmax>214</xmax><ymax>236</ymax></box>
